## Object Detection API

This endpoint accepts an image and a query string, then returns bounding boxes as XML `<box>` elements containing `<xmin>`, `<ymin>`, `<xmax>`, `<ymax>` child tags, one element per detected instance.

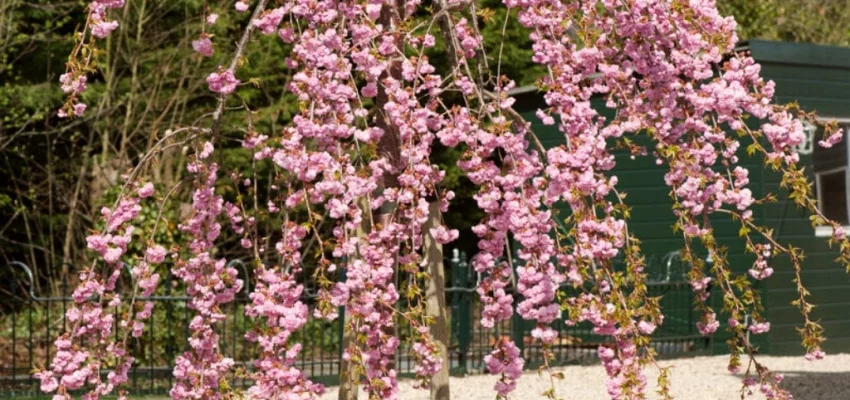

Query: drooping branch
<box><xmin>37</xmin><ymin>2</ymin><xmax>850</xmax><ymax>400</ymax></box>
<box><xmin>210</xmin><ymin>0</ymin><xmax>269</xmax><ymax>134</ymax></box>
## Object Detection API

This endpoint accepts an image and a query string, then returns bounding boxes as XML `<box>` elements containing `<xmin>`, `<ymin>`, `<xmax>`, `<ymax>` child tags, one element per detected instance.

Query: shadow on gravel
<box><xmin>768</xmin><ymin>370</ymin><xmax>850</xmax><ymax>399</ymax></box>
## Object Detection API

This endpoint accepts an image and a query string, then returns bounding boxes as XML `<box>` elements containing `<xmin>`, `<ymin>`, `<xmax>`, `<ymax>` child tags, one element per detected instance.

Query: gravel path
<box><xmin>321</xmin><ymin>354</ymin><xmax>850</xmax><ymax>399</ymax></box>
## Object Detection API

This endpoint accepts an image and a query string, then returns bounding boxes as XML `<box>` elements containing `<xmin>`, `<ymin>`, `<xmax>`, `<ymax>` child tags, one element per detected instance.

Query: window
<box><xmin>813</xmin><ymin>120</ymin><xmax>850</xmax><ymax>237</ymax></box>
<box><xmin>816</xmin><ymin>168</ymin><xmax>849</xmax><ymax>225</ymax></box>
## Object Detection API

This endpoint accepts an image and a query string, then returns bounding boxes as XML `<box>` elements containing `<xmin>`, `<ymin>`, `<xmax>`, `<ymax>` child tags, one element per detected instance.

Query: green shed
<box><xmin>511</xmin><ymin>40</ymin><xmax>850</xmax><ymax>356</ymax></box>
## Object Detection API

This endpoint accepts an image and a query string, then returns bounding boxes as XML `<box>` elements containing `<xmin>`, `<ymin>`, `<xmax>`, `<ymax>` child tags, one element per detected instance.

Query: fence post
<box><xmin>455</xmin><ymin>251</ymin><xmax>471</xmax><ymax>374</ymax></box>
<box><xmin>449</xmin><ymin>250</ymin><xmax>459</xmax><ymax>370</ymax></box>
<box><xmin>9</xmin><ymin>271</ymin><xmax>17</xmax><ymax>389</ymax></box>
<box><xmin>337</xmin><ymin>260</ymin><xmax>359</xmax><ymax>400</ymax></box>
<box><xmin>511</xmin><ymin>309</ymin><xmax>525</xmax><ymax>357</ymax></box>
<box><xmin>509</xmin><ymin>248</ymin><xmax>525</xmax><ymax>357</ymax></box>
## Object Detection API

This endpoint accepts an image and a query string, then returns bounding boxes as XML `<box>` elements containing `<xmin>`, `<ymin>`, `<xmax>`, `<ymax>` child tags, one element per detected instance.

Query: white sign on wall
<box><xmin>796</xmin><ymin>120</ymin><xmax>817</xmax><ymax>155</ymax></box>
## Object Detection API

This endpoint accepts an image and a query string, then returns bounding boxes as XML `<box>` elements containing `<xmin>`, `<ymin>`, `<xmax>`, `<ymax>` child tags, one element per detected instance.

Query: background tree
<box><xmin>718</xmin><ymin>0</ymin><xmax>850</xmax><ymax>46</ymax></box>
<box><xmin>4</xmin><ymin>0</ymin><xmax>848</xmax><ymax>297</ymax></box>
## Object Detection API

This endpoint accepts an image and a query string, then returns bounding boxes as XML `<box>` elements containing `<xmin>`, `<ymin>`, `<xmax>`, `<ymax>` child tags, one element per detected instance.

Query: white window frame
<box><xmin>813</xmin><ymin>117</ymin><xmax>850</xmax><ymax>238</ymax></box>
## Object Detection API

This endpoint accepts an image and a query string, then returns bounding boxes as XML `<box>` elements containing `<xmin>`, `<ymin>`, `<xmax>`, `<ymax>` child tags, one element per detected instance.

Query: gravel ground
<box><xmin>321</xmin><ymin>354</ymin><xmax>850</xmax><ymax>399</ymax></box>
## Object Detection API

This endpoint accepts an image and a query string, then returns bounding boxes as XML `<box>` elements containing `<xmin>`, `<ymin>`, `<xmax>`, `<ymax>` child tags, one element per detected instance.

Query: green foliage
<box><xmin>98</xmin><ymin>182</ymin><xmax>184</xmax><ymax>262</ymax></box>
<box><xmin>0</xmin><ymin>1</ymin><xmax>76</xmax><ymax>133</ymax></box>
<box><xmin>0</xmin><ymin>83</ymin><xmax>64</xmax><ymax>129</ymax></box>
<box><xmin>718</xmin><ymin>0</ymin><xmax>850</xmax><ymax>46</ymax></box>
<box><xmin>477</xmin><ymin>0</ymin><xmax>546</xmax><ymax>86</ymax></box>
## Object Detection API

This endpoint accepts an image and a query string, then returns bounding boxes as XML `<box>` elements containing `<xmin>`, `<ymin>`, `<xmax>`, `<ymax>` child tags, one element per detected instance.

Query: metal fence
<box><xmin>0</xmin><ymin>250</ymin><xmax>710</xmax><ymax>398</ymax></box>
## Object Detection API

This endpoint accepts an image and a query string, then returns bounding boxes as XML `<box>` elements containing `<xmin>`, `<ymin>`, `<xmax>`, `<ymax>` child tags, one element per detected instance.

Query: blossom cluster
<box><xmin>36</xmin><ymin>181</ymin><xmax>160</xmax><ymax>400</ymax></box>
<box><xmin>432</xmin><ymin>19</ymin><xmax>566</xmax><ymax>394</ymax></box>
<box><xmin>505</xmin><ymin>0</ymin><xmax>659</xmax><ymax>395</ymax></box>
<box><xmin>245</xmin><ymin>0</ymin><xmax>455</xmax><ymax>395</ymax></box>
<box><xmin>484</xmin><ymin>339</ymin><xmax>524</xmax><ymax>398</ymax></box>
<box><xmin>245</xmin><ymin>262</ymin><xmax>324</xmax><ymax>398</ymax></box>
<box><xmin>170</xmin><ymin>147</ymin><xmax>244</xmax><ymax>399</ymax></box>
<box><xmin>90</xmin><ymin>0</ymin><xmax>124</xmax><ymax>38</ymax></box>
<box><xmin>58</xmin><ymin>0</ymin><xmax>125</xmax><ymax>118</ymax></box>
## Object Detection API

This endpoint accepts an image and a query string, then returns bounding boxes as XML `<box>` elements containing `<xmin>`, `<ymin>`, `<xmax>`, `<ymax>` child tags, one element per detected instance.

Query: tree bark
<box><xmin>338</xmin><ymin>198</ymin><xmax>372</xmax><ymax>400</ymax></box>
<box><xmin>423</xmin><ymin>201</ymin><xmax>451</xmax><ymax>400</ymax></box>
<box><xmin>337</xmin><ymin>308</ymin><xmax>360</xmax><ymax>400</ymax></box>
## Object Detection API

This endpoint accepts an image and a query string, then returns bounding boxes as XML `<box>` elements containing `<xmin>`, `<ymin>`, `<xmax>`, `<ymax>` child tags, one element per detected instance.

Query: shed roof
<box><xmin>740</xmin><ymin>39</ymin><xmax>850</xmax><ymax>70</ymax></box>
<box><xmin>508</xmin><ymin>39</ymin><xmax>850</xmax><ymax>98</ymax></box>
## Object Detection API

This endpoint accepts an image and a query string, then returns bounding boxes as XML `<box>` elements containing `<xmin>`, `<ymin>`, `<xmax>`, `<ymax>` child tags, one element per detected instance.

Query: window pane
<box><xmin>819</xmin><ymin>170</ymin><xmax>849</xmax><ymax>225</ymax></box>
<box><xmin>812</xmin><ymin>123</ymin><xmax>847</xmax><ymax>173</ymax></box>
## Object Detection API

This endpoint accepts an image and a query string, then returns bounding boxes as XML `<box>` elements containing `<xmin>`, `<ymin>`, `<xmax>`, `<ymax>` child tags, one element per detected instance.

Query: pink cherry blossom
<box><xmin>91</xmin><ymin>20</ymin><xmax>118</xmax><ymax>38</ymax></box>
<box><xmin>192</xmin><ymin>36</ymin><xmax>214</xmax><ymax>57</ymax></box>
<box><xmin>72</xmin><ymin>103</ymin><xmax>86</xmax><ymax>116</ymax></box>
<box><xmin>206</xmin><ymin>68</ymin><xmax>239</xmax><ymax>94</ymax></box>
<box><xmin>137</xmin><ymin>182</ymin><xmax>154</xmax><ymax>198</ymax></box>
<box><xmin>145</xmin><ymin>245</ymin><xmax>167</xmax><ymax>264</ymax></box>
<box><xmin>429</xmin><ymin>226</ymin><xmax>459</xmax><ymax>244</ymax></box>
<box><xmin>805</xmin><ymin>348</ymin><xmax>826</xmax><ymax>361</ymax></box>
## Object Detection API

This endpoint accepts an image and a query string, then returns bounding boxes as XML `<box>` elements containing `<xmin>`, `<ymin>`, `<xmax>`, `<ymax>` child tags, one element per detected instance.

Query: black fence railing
<box><xmin>0</xmin><ymin>250</ymin><xmax>710</xmax><ymax>398</ymax></box>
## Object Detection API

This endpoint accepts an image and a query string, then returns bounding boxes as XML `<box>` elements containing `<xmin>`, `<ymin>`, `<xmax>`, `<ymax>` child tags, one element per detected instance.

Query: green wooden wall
<box><xmin>749</xmin><ymin>40</ymin><xmax>850</xmax><ymax>355</ymax></box>
<box><xmin>514</xmin><ymin>40</ymin><xmax>850</xmax><ymax>356</ymax></box>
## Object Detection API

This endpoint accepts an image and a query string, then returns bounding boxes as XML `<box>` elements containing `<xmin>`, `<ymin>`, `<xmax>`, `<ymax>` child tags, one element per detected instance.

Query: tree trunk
<box><xmin>423</xmin><ymin>201</ymin><xmax>451</xmax><ymax>400</ymax></box>
<box><xmin>337</xmin><ymin>308</ymin><xmax>359</xmax><ymax>400</ymax></box>
<box><xmin>338</xmin><ymin>198</ymin><xmax>372</xmax><ymax>400</ymax></box>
